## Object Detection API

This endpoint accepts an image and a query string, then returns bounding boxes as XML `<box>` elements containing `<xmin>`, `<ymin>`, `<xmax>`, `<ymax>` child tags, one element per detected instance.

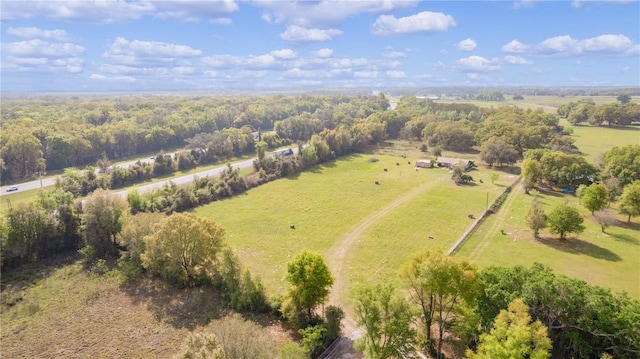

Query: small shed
<box><xmin>416</xmin><ymin>159</ymin><xmax>433</xmax><ymax>168</ymax></box>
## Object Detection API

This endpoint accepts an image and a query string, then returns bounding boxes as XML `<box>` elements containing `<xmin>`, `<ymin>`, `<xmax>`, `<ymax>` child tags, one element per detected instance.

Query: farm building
<box><xmin>416</xmin><ymin>159</ymin><xmax>433</xmax><ymax>168</ymax></box>
<box><xmin>436</xmin><ymin>157</ymin><xmax>474</xmax><ymax>171</ymax></box>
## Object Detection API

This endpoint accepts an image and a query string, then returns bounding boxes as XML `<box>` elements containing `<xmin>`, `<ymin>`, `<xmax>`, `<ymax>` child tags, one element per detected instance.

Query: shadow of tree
<box><xmin>536</xmin><ymin>236</ymin><xmax>622</xmax><ymax>262</ymax></box>
<box><xmin>611</xmin><ymin>232</ymin><xmax>640</xmax><ymax>246</ymax></box>
<box><xmin>120</xmin><ymin>278</ymin><xmax>228</xmax><ymax>330</ymax></box>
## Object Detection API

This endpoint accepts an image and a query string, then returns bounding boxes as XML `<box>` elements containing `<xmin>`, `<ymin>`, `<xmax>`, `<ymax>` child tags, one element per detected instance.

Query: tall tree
<box><xmin>581</xmin><ymin>183</ymin><xmax>608</xmax><ymax>214</ymax></box>
<box><xmin>521</xmin><ymin>158</ymin><xmax>542</xmax><ymax>194</ymax></box>
<box><xmin>618</xmin><ymin>180</ymin><xmax>640</xmax><ymax>223</ymax></box>
<box><xmin>526</xmin><ymin>198</ymin><xmax>547</xmax><ymax>238</ymax></box>
<box><xmin>0</xmin><ymin>133</ymin><xmax>46</xmax><ymax>181</ymax></box>
<box><xmin>466</xmin><ymin>298</ymin><xmax>552</xmax><ymax>359</ymax></box>
<box><xmin>81</xmin><ymin>189</ymin><xmax>130</xmax><ymax>258</ymax></box>
<box><xmin>400</xmin><ymin>248</ymin><xmax>481</xmax><ymax>358</ymax></box>
<box><xmin>547</xmin><ymin>203</ymin><xmax>585</xmax><ymax>240</ymax></box>
<box><xmin>354</xmin><ymin>283</ymin><xmax>417</xmax><ymax>359</ymax></box>
<box><xmin>602</xmin><ymin>145</ymin><xmax>640</xmax><ymax>186</ymax></box>
<box><xmin>141</xmin><ymin>212</ymin><xmax>226</xmax><ymax>287</ymax></box>
<box><xmin>284</xmin><ymin>251</ymin><xmax>334</xmax><ymax>326</ymax></box>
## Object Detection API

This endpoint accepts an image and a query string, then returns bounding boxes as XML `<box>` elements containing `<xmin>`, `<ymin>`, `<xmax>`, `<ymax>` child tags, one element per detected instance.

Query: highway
<box><xmin>1</xmin><ymin>149</ymin><xmax>296</xmax><ymax>198</ymax></box>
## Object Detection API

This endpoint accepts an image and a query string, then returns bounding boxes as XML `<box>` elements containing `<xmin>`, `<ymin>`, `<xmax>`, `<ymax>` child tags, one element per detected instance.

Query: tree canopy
<box><xmin>284</xmin><ymin>251</ymin><xmax>334</xmax><ymax>326</ymax></box>
<box><xmin>546</xmin><ymin>203</ymin><xmax>585</xmax><ymax>239</ymax></box>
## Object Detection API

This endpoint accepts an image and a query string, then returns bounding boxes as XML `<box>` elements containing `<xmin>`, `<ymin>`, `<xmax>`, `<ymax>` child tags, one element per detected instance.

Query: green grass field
<box><xmin>195</xmin><ymin>151</ymin><xmax>510</xmax><ymax>301</ymax></box>
<box><xmin>455</xmin><ymin>186</ymin><xmax>640</xmax><ymax>297</ymax></box>
<box><xmin>569</xmin><ymin>124</ymin><xmax>640</xmax><ymax>161</ymax></box>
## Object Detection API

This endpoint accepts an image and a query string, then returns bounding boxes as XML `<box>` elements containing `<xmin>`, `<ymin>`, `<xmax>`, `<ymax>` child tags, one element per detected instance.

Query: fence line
<box><xmin>448</xmin><ymin>175</ymin><xmax>522</xmax><ymax>255</ymax></box>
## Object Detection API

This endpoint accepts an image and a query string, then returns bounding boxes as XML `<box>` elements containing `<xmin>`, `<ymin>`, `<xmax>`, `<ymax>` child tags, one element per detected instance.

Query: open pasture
<box><xmin>195</xmin><ymin>151</ymin><xmax>509</xmax><ymax>300</ymax></box>
<box><xmin>441</xmin><ymin>95</ymin><xmax>638</xmax><ymax>113</ymax></box>
<box><xmin>569</xmin><ymin>124</ymin><xmax>640</xmax><ymax>161</ymax></box>
<box><xmin>455</xmin><ymin>186</ymin><xmax>640</xmax><ymax>297</ymax></box>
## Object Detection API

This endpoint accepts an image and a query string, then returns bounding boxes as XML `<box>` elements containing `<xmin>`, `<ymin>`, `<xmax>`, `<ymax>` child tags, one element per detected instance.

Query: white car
<box><xmin>5</xmin><ymin>186</ymin><xmax>18</xmax><ymax>192</ymax></box>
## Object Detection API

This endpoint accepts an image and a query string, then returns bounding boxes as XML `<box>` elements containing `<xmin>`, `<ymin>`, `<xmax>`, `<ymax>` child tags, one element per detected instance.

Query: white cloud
<box><xmin>1</xmin><ymin>0</ymin><xmax>155</xmax><ymax>23</ymax></box>
<box><xmin>282</xmin><ymin>68</ymin><xmax>326</xmax><ymax>79</ymax></box>
<box><xmin>154</xmin><ymin>1</ymin><xmax>239</xmax><ymax>21</ymax></box>
<box><xmin>386</xmin><ymin>70</ymin><xmax>406</xmax><ymax>78</ymax></box>
<box><xmin>89</xmin><ymin>74</ymin><xmax>137</xmax><ymax>82</ymax></box>
<box><xmin>535</xmin><ymin>34</ymin><xmax>638</xmax><ymax>56</ymax></box>
<box><xmin>503</xmin><ymin>55</ymin><xmax>532</xmax><ymax>65</ymax></box>
<box><xmin>256</xmin><ymin>0</ymin><xmax>418</xmax><ymax>27</ymax></box>
<box><xmin>280</xmin><ymin>25</ymin><xmax>343</xmax><ymax>45</ymax></box>
<box><xmin>106</xmin><ymin>37</ymin><xmax>201</xmax><ymax>59</ymax></box>
<box><xmin>6</xmin><ymin>27</ymin><xmax>70</xmax><ymax>41</ymax></box>
<box><xmin>3</xmin><ymin>39</ymin><xmax>85</xmax><ymax>57</ymax></box>
<box><xmin>501</xmin><ymin>39</ymin><xmax>529</xmax><ymax>53</ymax></box>
<box><xmin>270</xmin><ymin>49</ymin><xmax>297</xmax><ymax>60</ymax></box>
<box><xmin>238</xmin><ymin>70</ymin><xmax>269</xmax><ymax>78</ymax></box>
<box><xmin>372</xmin><ymin>11</ymin><xmax>456</xmax><ymax>36</ymax></box>
<box><xmin>1</xmin><ymin>0</ymin><xmax>239</xmax><ymax>23</ymax></box>
<box><xmin>313</xmin><ymin>48</ymin><xmax>333</xmax><ymax>58</ymax></box>
<box><xmin>455</xmin><ymin>56</ymin><xmax>501</xmax><ymax>72</ymax></box>
<box><xmin>210</xmin><ymin>18</ymin><xmax>232</xmax><ymax>25</ymax></box>
<box><xmin>382</xmin><ymin>51</ymin><xmax>406</xmax><ymax>58</ymax></box>
<box><xmin>571</xmin><ymin>0</ymin><xmax>633</xmax><ymax>8</ymax></box>
<box><xmin>354</xmin><ymin>71</ymin><xmax>378</xmax><ymax>78</ymax></box>
<box><xmin>456</xmin><ymin>38</ymin><xmax>477</xmax><ymax>51</ymax></box>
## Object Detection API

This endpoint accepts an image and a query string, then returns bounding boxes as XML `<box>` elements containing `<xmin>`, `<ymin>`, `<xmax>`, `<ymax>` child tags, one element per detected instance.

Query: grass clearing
<box><xmin>569</xmin><ymin>124</ymin><xmax>640</xmax><ymax>161</ymax></box>
<box><xmin>195</xmin><ymin>150</ymin><xmax>509</xmax><ymax>302</ymax></box>
<box><xmin>455</xmin><ymin>186</ymin><xmax>640</xmax><ymax>297</ymax></box>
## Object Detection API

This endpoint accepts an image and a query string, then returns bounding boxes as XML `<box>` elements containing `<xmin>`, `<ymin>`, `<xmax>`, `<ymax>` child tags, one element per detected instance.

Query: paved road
<box><xmin>1</xmin><ymin>149</ymin><xmax>296</xmax><ymax>198</ymax></box>
<box><xmin>0</xmin><ymin>156</ymin><xmax>159</xmax><ymax>194</ymax></box>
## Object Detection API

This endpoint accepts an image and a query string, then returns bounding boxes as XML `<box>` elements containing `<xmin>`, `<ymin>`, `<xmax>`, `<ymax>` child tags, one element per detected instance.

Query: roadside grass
<box><xmin>196</xmin><ymin>150</ymin><xmax>510</xmax><ymax>299</ymax></box>
<box><xmin>455</xmin><ymin>186</ymin><xmax>640</xmax><ymax>297</ymax></box>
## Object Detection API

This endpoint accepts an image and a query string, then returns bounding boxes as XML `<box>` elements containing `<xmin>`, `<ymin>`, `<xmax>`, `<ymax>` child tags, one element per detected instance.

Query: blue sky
<box><xmin>1</xmin><ymin>0</ymin><xmax>639</xmax><ymax>92</ymax></box>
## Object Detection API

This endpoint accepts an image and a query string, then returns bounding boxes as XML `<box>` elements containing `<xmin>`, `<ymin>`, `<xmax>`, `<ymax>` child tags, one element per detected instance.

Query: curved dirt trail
<box><xmin>322</xmin><ymin>178</ymin><xmax>442</xmax><ymax>357</ymax></box>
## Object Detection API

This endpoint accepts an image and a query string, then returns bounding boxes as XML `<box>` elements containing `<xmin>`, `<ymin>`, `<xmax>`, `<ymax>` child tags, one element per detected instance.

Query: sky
<box><xmin>1</xmin><ymin>0</ymin><xmax>639</xmax><ymax>93</ymax></box>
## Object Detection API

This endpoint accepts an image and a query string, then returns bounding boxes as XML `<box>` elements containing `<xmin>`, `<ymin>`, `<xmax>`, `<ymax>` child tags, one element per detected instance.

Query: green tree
<box><xmin>211</xmin><ymin>314</ymin><xmax>278</xmax><ymax>359</ymax></box>
<box><xmin>617</xmin><ymin>94</ymin><xmax>631</xmax><ymax>104</ymax></box>
<box><xmin>618</xmin><ymin>180</ymin><xmax>640</xmax><ymax>222</ymax></box>
<box><xmin>526</xmin><ymin>198</ymin><xmax>547</xmax><ymax>238</ymax></box>
<box><xmin>354</xmin><ymin>283</ymin><xmax>417</xmax><ymax>359</ymax></box>
<box><xmin>399</xmin><ymin>249</ymin><xmax>481</xmax><ymax>358</ymax></box>
<box><xmin>141</xmin><ymin>213</ymin><xmax>226</xmax><ymax>287</ymax></box>
<box><xmin>81</xmin><ymin>189</ymin><xmax>130</xmax><ymax>259</ymax></box>
<box><xmin>0</xmin><ymin>133</ymin><xmax>46</xmax><ymax>181</ymax></box>
<box><xmin>480</xmin><ymin>140</ymin><xmax>519</xmax><ymax>167</ymax></box>
<box><xmin>581</xmin><ymin>183</ymin><xmax>608</xmax><ymax>214</ymax></box>
<box><xmin>602</xmin><ymin>145</ymin><xmax>640</xmax><ymax>186</ymax></box>
<box><xmin>284</xmin><ymin>251</ymin><xmax>334</xmax><ymax>326</ymax></box>
<box><xmin>521</xmin><ymin>158</ymin><xmax>542</xmax><ymax>194</ymax></box>
<box><xmin>117</xmin><ymin>212</ymin><xmax>166</xmax><ymax>278</ymax></box>
<box><xmin>466</xmin><ymin>298</ymin><xmax>551</xmax><ymax>359</ymax></box>
<box><xmin>547</xmin><ymin>203</ymin><xmax>585</xmax><ymax>239</ymax></box>
<box><xmin>489</xmin><ymin>172</ymin><xmax>499</xmax><ymax>185</ymax></box>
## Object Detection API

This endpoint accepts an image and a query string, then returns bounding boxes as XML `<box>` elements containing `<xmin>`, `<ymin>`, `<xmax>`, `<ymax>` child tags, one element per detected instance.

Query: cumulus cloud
<box><xmin>536</xmin><ymin>34</ymin><xmax>638</xmax><ymax>55</ymax></box>
<box><xmin>456</xmin><ymin>38</ymin><xmax>477</xmax><ymax>51</ymax></box>
<box><xmin>455</xmin><ymin>56</ymin><xmax>501</xmax><ymax>72</ymax></box>
<box><xmin>501</xmin><ymin>39</ymin><xmax>529</xmax><ymax>53</ymax></box>
<box><xmin>210</xmin><ymin>18</ymin><xmax>232</xmax><ymax>25</ymax></box>
<box><xmin>106</xmin><ymin>37</ymin><xmax>201</xmax><ymax>59</ymax></box>
<box><xmin>371</xmin><ymin>11</ymin><xmax>456</xmax><ymax>36</ymax></box>
<box><xmin>256</xmin><ymin>0</ymin><xmax>418</xmax><ymax>27</ymax></box>
<box><xmin>280</xmin><ymin>25</ymin><xmax>343</xmax><ymax>45</ymax></box>
<box><xmin>503</xmin><ymin>55</ymin><xmax>532</xmax><ymax>64</ymax></box>
<box><xmin>313</xmin><ymin>48</ymin><xmax>333</xmax><ymax>58</ymax></box>
<box><xmin>386</xmin><ymin>70</ymin><xmax>407</xmax><ymax>78</ymax></box>
<box><xmin>270</xmin><ymin>49</ymin><xmax>298</xmax><ymax>59</ymax></box>
<box><xmin>6</xmin><ymin>27</ymin><xmax>70</xmax><ymax>41</ymax></box>
<box><xmin>1</xmin><ymin>0</ymin><xmax>239</xmax><ymax>23</ymax></box>
<box><xmin>89</xmin><ymin>73</ymin><xmax>137</xmax><ymax>82</ymax></box>
<box><xmin>354</xmin><ymin>71</ymin><xmax>378</xmax><ymax>78</ymax></box>
<box><xmin>3</xmin><ymin>39</ymin><xmax>85</xmax><ymax>57</ymax></box>
<box><xmin>382</xmin><ymin>50</ymin><xmax>406</xmax><ymax>58</ymax></box>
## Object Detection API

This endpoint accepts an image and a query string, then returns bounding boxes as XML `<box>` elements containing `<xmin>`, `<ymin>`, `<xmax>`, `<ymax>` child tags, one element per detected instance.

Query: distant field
<box><xmin>195</xmin><ymin>151</ymin><xmax>510</xmax><ymax>301</ymax></box>
<box><xmin>441</xmin><ymin>95</ymin><xmax>639</xmax><ymax>113</ymax></box>
<box><xmin>569</xmin><ymin>124</ymin><xmax>640</xmax><ymax>161</ymax></box>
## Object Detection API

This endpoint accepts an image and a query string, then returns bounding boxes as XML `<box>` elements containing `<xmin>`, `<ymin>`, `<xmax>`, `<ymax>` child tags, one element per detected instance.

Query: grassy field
<box><xmin>569</xmin><ymin>124</ymin><xmax>640</xmax><ymax>161</ymax></box>
<box><xmin>441</xmin><ymin>95</ymin><xmax>639</xmax><ymax>113</ymax></box>
<box><xmin>455</xmin><ymin>186</ymin><xmax>640</xmax><ymax>297</ymax></box>
<box><xmin>195</xmin><ymin>150</ymin><xmax>510</xmax><ymax>300</ymax></box>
